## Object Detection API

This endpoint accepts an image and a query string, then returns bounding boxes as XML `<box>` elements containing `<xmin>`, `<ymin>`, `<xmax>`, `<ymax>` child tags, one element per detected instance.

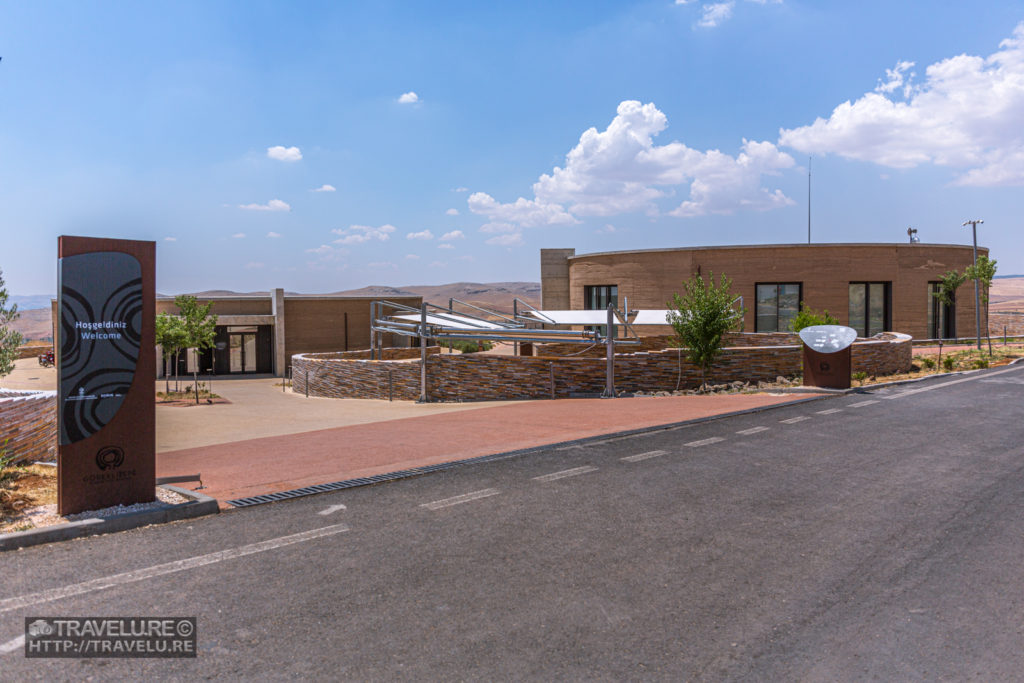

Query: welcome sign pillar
<box><xmin>57</xmin><ymin>236</ymin><xmax>156</xmax><ymax>515</ymax></box>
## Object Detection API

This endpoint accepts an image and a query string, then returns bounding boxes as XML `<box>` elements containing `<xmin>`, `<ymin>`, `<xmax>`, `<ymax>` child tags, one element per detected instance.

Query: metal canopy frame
<box><xmin>370</xmin><ymin>298</ymin><xmax>643</xmax><ymax>401</ymax></box>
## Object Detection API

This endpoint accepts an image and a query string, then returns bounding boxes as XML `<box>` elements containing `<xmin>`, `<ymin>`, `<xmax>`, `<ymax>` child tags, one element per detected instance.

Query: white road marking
<box><xmin>780</xmin><ymin>416</ymin><xmax>810</xmax><ymax>424</ymax></box>
<box><xmin>882</xmin><ymin>365</ymin><xmax>1023</xmax><ymax>399</ymax></box>
<box><xmin>816</xmin><ymin>408</ymin><xmax>842</xmax><ymax>415</ymax></box>
<box><xmin>621</xmin><ymin>450</ymin><xmax>667</xmax><ymax>462</ymax></box>
<box><xmin>318</xmin><ymin>504</ymin><xmax>347</xmax><ymax>516</ymax></box>
<box><xmin>0</xmin><ymin>635</ymin><xmax>24</xmax><ymax>655</ymax></box>
<box><xmin>736</xmin><ymin>426</ymin><xmax>770</xmax><ymax>435</ymax></box>
<box><xmin>848</xmin><ymin>400</ymin><xmax>878</xmax><ymax>408</ymax></box>
<box><xmin>0</xmin><ymin>524</ymin><xmax>350</xmax><ymax>615</ymax></box>
<box><xmin>533</xmin><ymin>466</ymin><xmax>599</xmax><ymax>482</ymax></box>
<box><xmin>421</xmin><ymin>489</ymin><xmax>500</xmax><ymax>510</ymax></box>
<box><xmin>980</xmin><ymin>377</ymin><xmax>1024</xmax><ymax>385</ymax></box>
<box><xmin>685</xmin><ymin>437</ymin><xmax>725</xmax><ymax>447</ymax></box>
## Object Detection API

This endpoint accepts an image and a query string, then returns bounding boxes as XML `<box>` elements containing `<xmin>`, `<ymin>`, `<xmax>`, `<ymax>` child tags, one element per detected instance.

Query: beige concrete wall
<box><xmin>540</xmin><ymin>248</ymin><xmax>575</xmax><ymax>309</ymax></box>
<box><xmin>560</xmin><ymin>244</ymin><xmax>985</xmax><ymax>340</ymax></box>
<box><xmin>282</xmin><ymin>296</ymin><xmax>422</xmax><ymax>369</ymax></box>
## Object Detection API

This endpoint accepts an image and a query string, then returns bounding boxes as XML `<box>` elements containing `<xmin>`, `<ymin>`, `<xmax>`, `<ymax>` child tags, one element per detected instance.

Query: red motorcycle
<box><xmin>38</xmin><ymin>351</ymin><xmax>54</xmax><ymax>368</ymax></box>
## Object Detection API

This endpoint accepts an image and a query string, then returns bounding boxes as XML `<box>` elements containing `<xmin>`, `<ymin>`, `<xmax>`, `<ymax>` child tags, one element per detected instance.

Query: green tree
<box><xmin>666</xmin><ymin>271</ymin><xmax>745</xmax><ymax>391</ymax></box>
<box><xmin>931</xmin><ymin>269</ymin><xmax>966</xmax><ymax>370</ymax></box>
<box><xmin>174</xmin><ymin>295</ymin><xmax>218</xmax><ymax>404</ymax></box>
<box><xmin>965</xmin><ymin>255</ymin><xmax>997</xmax><ymax>354</ymax></box>
<box><xmin>788</xmin><ymin>303</ymin><xmax>839</xmax><ymax>332</ymax></box>
<box><xmin>0</xmin><ymin>268</ymin><xmax>24</xmax><ymax>379</ymax></box>
<box><xmin>155</xmin><ymin>312</ymin><xmax>187</xmax><ymax>394</ymax></box>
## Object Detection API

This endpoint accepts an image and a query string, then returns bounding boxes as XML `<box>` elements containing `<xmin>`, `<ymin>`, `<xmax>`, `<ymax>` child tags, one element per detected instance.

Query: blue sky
<box><xmin>2</xmin><ymin>1</ymin><xmax>1023</xmax><ymax>295</ymax></box>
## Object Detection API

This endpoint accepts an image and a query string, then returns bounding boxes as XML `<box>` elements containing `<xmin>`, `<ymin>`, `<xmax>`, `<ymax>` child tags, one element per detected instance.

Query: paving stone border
<box><xmin>0</xmin><ymin>485</ymin><xmax>219</xmax><ymax>552</ymax></box>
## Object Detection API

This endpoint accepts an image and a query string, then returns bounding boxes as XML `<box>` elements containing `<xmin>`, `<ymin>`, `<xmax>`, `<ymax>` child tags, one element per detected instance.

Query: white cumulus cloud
<box><xmin>398</xmin><ymin>91</ymin><xmax>420</xmax><ymax>104</ymax></box>
<box><xmin>331</xmin><ymin>224</ymin><xmax>396</xmax><ymax>245</ymax></box>
<box><xmin>239</xmin><ymin>199</ymin><xmax>291</xmax><ymax>212</ymax></box>
<box><xmin>698</xmin><ymin>2</ymin><xmax>734</xmax><ymax>28</ymax></box>
<box><xmin>779</xmin><ymin>23</ymin><xmax>1024</xmax><ymax>186</ymax></box>
<box><xmin>468</xmin><ymin>192</ymin><xmax>577</xmax><ymax>228</ymax></box>
<box><xmin>445</xmin><ymin>208</ymin><xmax>459</xmax><ymax>216</ymax></box>
<box><xmin>267</xmin><ymin>145</ymin><xmax>302</xmax><ymax>162</ymax></box>
<box><xmin>267</xmin><ymin>231</ymin><xmax>282</xmax><ymax>238</ymax></box>
<box><xmin>312</xmin><ymin>184</ymin><xmax>336</xmax><ymax>192</ymax></box>
<box><xmin>232</xmin><ymin>233</ymin><xmax>246</xmax><ymax>239</ymax></box>
<box><xmin>164</xmin><ymin>236</ymin><xmax>177</xmax><ymax>242</ymax></box>
<box><xmin>406</xmin><ymin>230</ymin><xmax>434</xmax><ymax>240</ymax></box>
<box><xmin>438</xmin><ymin>243</ymin><xmax>454</xmax><ymax>250</ymax></box>
<box><xmin>534</xmin><ymin>100</ymin><xmax>794</xmax><ymax>218</ymax></box>
<box><xmin>485</xmin><ymin>233</ymin><xmax>524</xmax><ymax>247</ymax></box>
<box><xmin>405</xmin><ymin>254</ymin><xmax>420</xmax><ymax>260</ymax></box>
<box><xmin>441</xmin><ymin>230</ymin><xmax>465</xmax><ymax>240</ymax></box>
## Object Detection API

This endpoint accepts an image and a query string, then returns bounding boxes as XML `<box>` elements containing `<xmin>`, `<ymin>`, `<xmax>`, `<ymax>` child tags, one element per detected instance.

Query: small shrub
<box><xmin>788</xmin><ymin>304</ymin><xmax>840</xmax><ymax>332</ymax></box>
<box><xmin>852</xmin><ymin>371</ymin><xmax>868</xmax><ymax>385</ymax></box>
<box><xmin>449</xmin><ymin>340</ymin><xmax>493</xmax><ymax>354</ymax></box>
<box><xmin>972</xmin><ymin>358</ymin><xmax>989</xmax><ymax>369</ymax></box>
<box><xmin>919</xmin><ymin>356</ymin><xmax>936</xmax><ymax>370</ymax></box>
<box><xmin>942</xmin><ymin>355</ymin><xmax>955</xmax><ymax>372</ymax></box>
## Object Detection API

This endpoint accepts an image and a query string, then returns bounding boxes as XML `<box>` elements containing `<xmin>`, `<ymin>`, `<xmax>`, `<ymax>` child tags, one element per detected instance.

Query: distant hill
<box><xmin>7</xmin><ymin>309</ymin><xmax>53</xmax><ymax>341</ymax></box>
<box><xmin>10</xmin><ymin>295</ymin><xmax>54</xmax><ymax>310</ymax></box>
<box><xmin>333</xmin><ymin>282</ymin><xmax>540</xmax><ymax>314</ymax></box>
<box><xmin>991</xmin><ymin>276</ymin><xmax>1024</xmax><ymax>312</ymax></box>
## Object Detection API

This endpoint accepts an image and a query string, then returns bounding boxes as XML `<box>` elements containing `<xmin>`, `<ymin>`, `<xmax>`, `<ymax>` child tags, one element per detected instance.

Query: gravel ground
<box><xmin>14</xmin><ymin>487</ymin><xmax>191</xmax><ymax>530</ymax></box>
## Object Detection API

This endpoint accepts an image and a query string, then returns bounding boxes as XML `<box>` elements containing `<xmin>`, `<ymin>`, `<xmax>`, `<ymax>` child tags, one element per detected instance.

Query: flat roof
<box><xmin>565</xmin><ymin>242</ymin><xmax>984</xmax><ymax>261</ymax></box>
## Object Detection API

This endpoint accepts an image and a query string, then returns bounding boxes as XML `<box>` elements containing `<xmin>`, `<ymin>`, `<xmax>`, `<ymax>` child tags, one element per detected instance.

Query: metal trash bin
<box><xmin>800</xmin><ymin>325</ymin><xmax>857</xmax><ymax>389</ymax></box>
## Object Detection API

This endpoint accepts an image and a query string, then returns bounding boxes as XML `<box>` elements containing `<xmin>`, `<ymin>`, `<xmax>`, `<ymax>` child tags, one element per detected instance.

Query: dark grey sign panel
<box><xmin>59</xmin><ymin>252</ymin><xmax>143</xmax><ymax>445</ymax></box>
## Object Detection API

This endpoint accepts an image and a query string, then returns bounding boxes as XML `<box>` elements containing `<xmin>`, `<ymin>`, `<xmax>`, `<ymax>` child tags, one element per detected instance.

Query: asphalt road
<box><xmin>3</xmin><ymin>364</ymin><xmax>1024</xmax><ymax>680</ymax></box>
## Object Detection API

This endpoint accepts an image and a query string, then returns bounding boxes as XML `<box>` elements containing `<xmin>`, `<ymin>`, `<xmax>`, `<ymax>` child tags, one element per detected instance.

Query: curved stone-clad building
<box><xmin>541</xmin><ymin>243</ymin><xmax>987</xmax><ymax>340</ymax></box>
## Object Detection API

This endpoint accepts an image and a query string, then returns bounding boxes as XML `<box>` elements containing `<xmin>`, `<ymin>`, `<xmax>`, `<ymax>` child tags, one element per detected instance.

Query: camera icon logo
<box><xmin>28</xmin><ymin>620</ymin><xmax>54</xmax><ymax>637</ymax></box>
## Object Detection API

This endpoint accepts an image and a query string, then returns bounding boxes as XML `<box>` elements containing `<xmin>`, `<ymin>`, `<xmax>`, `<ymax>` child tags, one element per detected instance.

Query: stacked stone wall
<box><xmin>15</xmin><ymin>345</ymin><xmax>54</xmax><ymax>360</ymax></box>
<box><xmin>294</xmin><ymin>334</ymin><xmax>912</xmax><ymax>401</ymax></box>
<box><xmin>0</xmin><ymin>389</ymin><xmax>57</xmax><ymax>464</ymax></box>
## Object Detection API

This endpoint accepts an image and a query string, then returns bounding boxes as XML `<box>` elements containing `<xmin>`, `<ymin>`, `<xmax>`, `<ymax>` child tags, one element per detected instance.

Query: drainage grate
<box><xmin>224</xmin><ymin>448</ymin><xmax>545</xmax><ymax>508</ymax></box>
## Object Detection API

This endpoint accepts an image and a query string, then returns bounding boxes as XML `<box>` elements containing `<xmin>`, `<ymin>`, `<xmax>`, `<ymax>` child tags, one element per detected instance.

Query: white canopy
<box><xmin>391</xmin><ymin>313</ymin><xmax>506</xmax><ymax>329</ymax></box>
<box><xmin>523</xmin><ymin>310</ymin><xmax>610</xmax><ymax>325</ymax></box>
<box><xmin>631</xmin><ymin>310</ymin><xmax>673</xmax><ymax>326</ymax></box>
<box><xmin>523</xmin><ymin>309</ymin><xmax>674</xmax><ymax>326</ymax></box>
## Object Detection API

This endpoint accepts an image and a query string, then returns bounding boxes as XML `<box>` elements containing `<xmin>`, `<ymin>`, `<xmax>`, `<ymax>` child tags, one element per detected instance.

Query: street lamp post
<box><xmin>963</xmin><ymin>219</ymin><xmax>984</xmax><ymax>350</ymax></box>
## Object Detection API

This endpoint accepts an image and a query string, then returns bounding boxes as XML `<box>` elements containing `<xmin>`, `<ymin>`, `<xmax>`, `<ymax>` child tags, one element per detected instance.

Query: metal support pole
<box><xmin>602</xmin><ymin>303</ymin><xmax>616</xmax><ymax>398</ymax></box>
<box><xmin>370</xmin><ymin>302</ymin><xmax>376</xmax><ymax>360</ymax></box>
<box><xmin>963</xmin><ymin>219</ymin><xmax>983</xmax><ymax>350</ymax></box>
<box><xmin>388</xmin><ymin>369</ymin><xmax>393</xmax><ymax>402</ymax></box>
<box><xmin>549</xmin><ymin>363</ymin><xmax>555</xmax><ymax>400</ymax></box>
<box><xmin>513</xmin><ymin>299</ymin><xmax>519</xmax><ymax>357</ymax></box>
<box><xmin>419</xmin><ymin>303</ymin><xmax>428</xmax><ymax>403</ymax></box>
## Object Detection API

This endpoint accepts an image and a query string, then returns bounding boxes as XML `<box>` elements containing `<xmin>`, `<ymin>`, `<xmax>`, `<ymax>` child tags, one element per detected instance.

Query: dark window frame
<box><xmin>583</xmin><ymin>284</ymin><xmax>619</xmax><ymax>336</ymax></box>
<box><xmin>848</xmin><ymin>281</ymin><xmax>892</xmax><ymax>337</ymax></box>
<box><xmin>754</xmin><ymin>282</ymin><xmax>803</xmax><ymax>333</ymax></box>
<box><xmin>927</xmin><ymin>281</ymin><xmax>956</xmax><ymax>339</ymax></box>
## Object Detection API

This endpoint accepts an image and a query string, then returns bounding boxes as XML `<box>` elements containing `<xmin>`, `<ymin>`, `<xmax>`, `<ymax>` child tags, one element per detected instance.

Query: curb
<box><xmin>226</xmin><ymin>393</ymin><xmax>833</xmax><ymax>507</ymax></box>
<box><xmin>0</xmin><ymin>485</ymin><xmax>219</xmax><ymax>552</ymax></box>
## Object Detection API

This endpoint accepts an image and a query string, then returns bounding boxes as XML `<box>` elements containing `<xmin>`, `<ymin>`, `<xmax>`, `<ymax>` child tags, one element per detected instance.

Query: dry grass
<box><xmin>1</xmin><ymin>463</ymin><xmax>57</xmax><ymax>532</ymax></box>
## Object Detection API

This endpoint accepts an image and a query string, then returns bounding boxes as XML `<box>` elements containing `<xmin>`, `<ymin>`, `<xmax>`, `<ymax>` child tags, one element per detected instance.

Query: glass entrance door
<box><xmin>229</xmin><ymin>333</ymin><xmax>257</xmax><ymax>373</ymax></box>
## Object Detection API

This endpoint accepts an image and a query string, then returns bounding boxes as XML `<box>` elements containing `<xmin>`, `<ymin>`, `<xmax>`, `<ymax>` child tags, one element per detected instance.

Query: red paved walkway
<box><xmin>157</xmin><ymin>393</ymin><xmax>823</xmax><ymax>506</ymax></box>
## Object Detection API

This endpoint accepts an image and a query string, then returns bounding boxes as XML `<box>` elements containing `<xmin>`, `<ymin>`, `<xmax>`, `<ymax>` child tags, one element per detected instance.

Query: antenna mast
<box><xmin>807</xmin><ymin>157</ymin><xmax>812</xmax><ymax>244</ymax></box>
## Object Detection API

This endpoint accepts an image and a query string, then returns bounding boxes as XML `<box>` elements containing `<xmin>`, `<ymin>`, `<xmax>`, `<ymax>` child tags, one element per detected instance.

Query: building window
<box><xmin>849</xmin><ymin>282</ymin><xmax>891</xmax><ymax>337</ymax></box>
<box><xmin>755</xmin><ymin>283</ymin><xmax>801</xmax><ymax>332</ymax></box>
<box><xmin>584</xmin><ymin>285</ymin><xmax>618</xmax><ymax>311</ymax></box>
<box><xmin>927</xmin><ymin>282</ymin><xmax>956</xmax><ymax>339</ymax></box>
<box><xmin>584</xmin><ymin>285</ymin><xmax>618</xmax><ymax>336</ymax></box>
